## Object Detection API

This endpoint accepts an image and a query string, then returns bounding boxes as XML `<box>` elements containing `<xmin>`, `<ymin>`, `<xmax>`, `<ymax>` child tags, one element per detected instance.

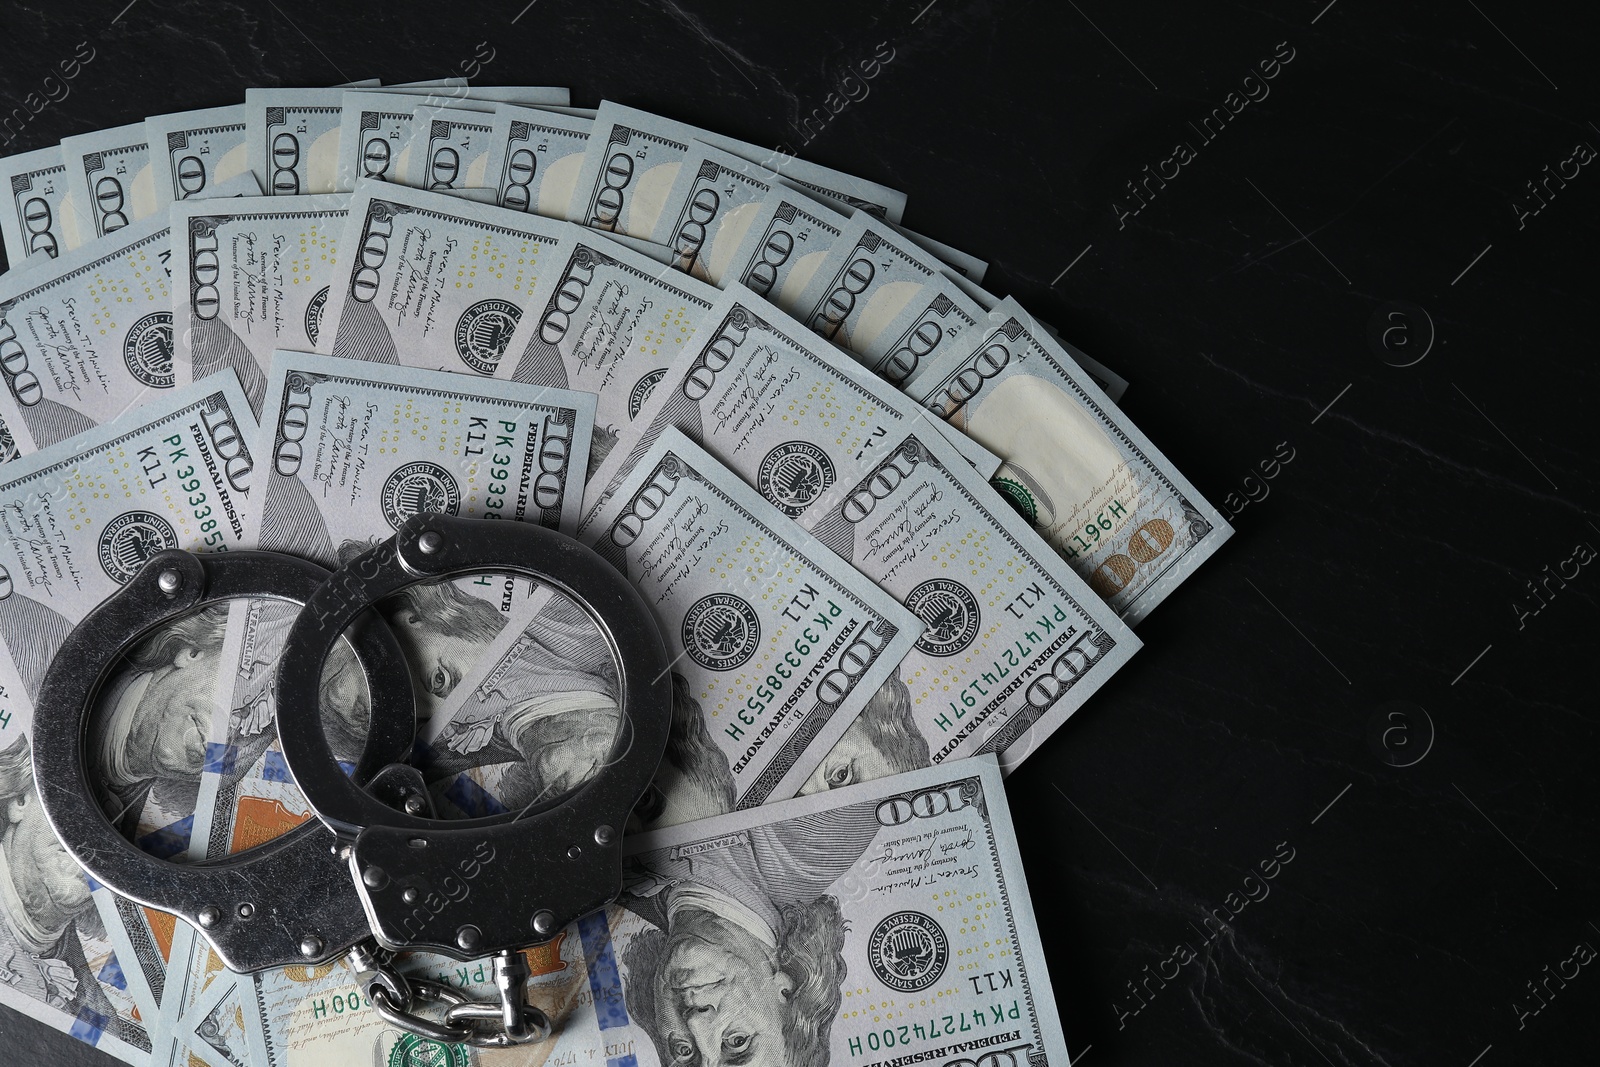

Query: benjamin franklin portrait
<box><xmin>619</xmin><ymin>801</ymin><xmax>882</xmax><ymax>1067</ymax></box>
<box><xmin>0</xmin><ymin>735</ymin><xmax>113</xmax><ymax>1019</ymax></box>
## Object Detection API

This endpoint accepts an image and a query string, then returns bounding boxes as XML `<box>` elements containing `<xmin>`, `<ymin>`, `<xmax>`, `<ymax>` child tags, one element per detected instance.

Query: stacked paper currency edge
<box><xmin>0</xmin><ymin>76</ymin><xmax>1231</xmax><ymax>1067</ymax></box>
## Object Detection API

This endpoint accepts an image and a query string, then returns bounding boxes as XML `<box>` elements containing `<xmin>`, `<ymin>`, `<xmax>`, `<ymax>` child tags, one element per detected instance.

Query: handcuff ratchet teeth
<box><xmin>32</xmin><ymin>514</ymin><xmax>673</xmax><ymax>1049</ymax></box>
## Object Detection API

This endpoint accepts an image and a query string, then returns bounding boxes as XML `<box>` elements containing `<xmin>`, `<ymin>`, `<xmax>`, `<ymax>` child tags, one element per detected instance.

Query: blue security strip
<box><xmin>442</xmin><ymin>775</ymin><xmax>508</xmax><ymax>818</ymax></box>
<box><xmin>577</xmin><ymin>911</ymin><xmax>629</xmax><ymax>1031</ymax></box>
<box><xmin>70</xmin><ymin>1006</ymin><xmax>108</xmax><ymax>1046</ymax></box>
<box><xmin>136</xmin><ymin>815</ymin><xmax>193</xmax><ymax>859</ymax></box>
<box><xmin>96</xmin><ymin>954</ymin><xmax>126</xmax><ymax>991</ymax></box>
<box><xmin>262</xmin><ymin>749</ymin><xmax>294</xmax><ymax>783</ymax></box>
<box><xmin>203</xmin><ymin>742</ymin><xmax>237</xmax><ymax>775</ymax></box>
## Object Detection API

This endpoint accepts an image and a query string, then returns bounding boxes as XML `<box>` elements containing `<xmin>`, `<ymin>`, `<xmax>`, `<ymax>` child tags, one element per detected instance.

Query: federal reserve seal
<box><xmin>629</xmin><ymin>369</ymin><xmax>667</xmax><ymax>419</ymax></box>
<box><xmin>304</xmin><ymin>285</ymin><xmax>329</xmax><ymax>346</ymax></box>
<box><xmin>868</xmin><ymin>911</ymin><xmax>949</xmax><ymax>992</ymax></box>
<box><xmin>905</xmin><ymin>578</ymin><xmax>981</xmax><ymax>657</ymax></box>
<box><xmin>681</xmin><ymin>593</ymin><xmax>760</xmax><ymax>672</ymax></box>
<box><xmin>757</xmin><ymin>442</ymin><xmax>835</xmax><ymax>517</ymax></box>
<box><xmin>992</xmin><ymin>477</ymin><xmax>1038</xmax><ymax>524</ymax></box>
<box><xmin>380</xmin><ymin>462</ymin><xmax>461</xmax><ymax>529</ymax></box>
<box><xmin>99</xmin><ymin>511</ymin><xmax>178</xmax><ymax>583</ymax></box>
<box><xmin>455</xmin><ymin>298</ymin><xmax>522</xmax><ymax>374</ymax></box>
<box><xmin>387</xmin><ymin>1032</ymin><xmax>470</xmax><ymax>1067</ymax></box>
<box><xmin>122</xmin><ymin>311</ymin><xmax>174</xmax><ymax>388</ymax></box>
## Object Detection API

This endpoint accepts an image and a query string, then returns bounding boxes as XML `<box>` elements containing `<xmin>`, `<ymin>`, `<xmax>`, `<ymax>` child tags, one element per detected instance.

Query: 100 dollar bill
<box><xmin>481</xmin><ymin>103</ymin><xmax>594</xmax><ymax>218</ymax></box>
<box><xmin>0</xmin><ymin>144</ymin><xmax>82</xmax><ymax>264</ymax></box>
<box><xmin>0</xmin><ymin>214</ymin><xmax>176</xmax><ymax>453</ymax></box>
<box><xmin>649</xmin><ymin>140</ymin><xmax>779</xmax><ymax>284</ymax></box>
<box><xmin>723</xmin><ymin>183</ymin><xmax>850</xmax><ymax>312</ymax></box>
<box><xmin>401</xmin><ymin>105</ymin><xmax>494</xmax><ymax>191</ymax></box>
<box><xmin>906</xmin><ymin>298</ymin><xmax>1231</xmax><ymax>622</ymax></box>
<box><xmin>146</xmin><ymin>104</ymin><xmax>251</xmax><ymax>205</ymax></box>
<box><xmin>60</xmin><ymin>121</ymin><xmax>157</xmax><ymax>241</ymax></box>
<box><xmin>317</xmin><ymin>180</ymin><xmax>578</xmax><ymax>375</ymax></box>
<box><xmin>171</xmin><ymin>193</ymin><xmax>350</xmax><ymax>413</ymax></box>
<box><xmin>495</xmin><ymin>222</ymin><xmax>719</xmax><ymax>475</ymax></box>
<box><xmin>801</xmin><ymin>426</ymin><xmax>1138</xmax><ymax>782</ymax></box>
<box><xmin>247</xmin><ymin>350</ymin><xmax>596</xmax><ymax>568</ymax></box>
<box><xmin>583</xmin><ymin>428</ymin><xmax>921</xmax><ymax>815</ymax></box>
<box><xmin>245</xmin><ymin>87</ymin><xmax>363</xmax><ymax>196</ymax></box>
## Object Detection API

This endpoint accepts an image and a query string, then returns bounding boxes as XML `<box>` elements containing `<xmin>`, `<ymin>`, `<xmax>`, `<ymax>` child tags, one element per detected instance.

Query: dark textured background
<box><xmin>1</xmin><ymin>1</ymin><xmax>1596</xmax><ymax>1064</ymax></box>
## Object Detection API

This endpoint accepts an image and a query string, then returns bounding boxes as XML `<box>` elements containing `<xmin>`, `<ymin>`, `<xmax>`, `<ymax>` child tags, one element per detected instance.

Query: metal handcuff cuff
<box><xmin>31</xmin><ymin>515</ymin><xmax>671</xmax><ymax>1048</ymax></box>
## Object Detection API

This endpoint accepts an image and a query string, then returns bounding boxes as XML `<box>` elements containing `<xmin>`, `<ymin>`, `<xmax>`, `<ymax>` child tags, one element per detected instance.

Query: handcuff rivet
<box><xmin>594</xmin><ymin>825</ymin><xmax>615</xmax><ymax>846</ymax></box>
<box><xmin>157</xmin><ymin>569</ymin><xmax>183</xmax><ymax>596</ymax></box>
<box><xmin>402</xmin><ymin>887</ymin><xmax>420</xmax><ymax>905</ymax></box>
<box><xmin>237</xmin><ymin>903</ymin><xmax>254</xmax><ymax>920</ymax></box>
<box><xmin>403</xmin><ymin>794</ymin><xmax>426</xmax><ymax>816</ymax></box>
<box><xmin>408</xmin><ymin>837</ymin><xmax>428</xmax><ymax>848</ymax></box>
<box><xmin>300</xmin><ymin>935</ymin><xmax>324</xmax><ymax>959</ymax></box>
<box><xmin>531</xmin><ymin>910</ymin><xmax>556</xmax><ymax>937</ymax></box>
<box><xmin>197</xmin><ymin>905</ymin><xmax>221</xmax><ymax>929</ymax></box>
<box><xmin>363</xmin><ymin>866</ymin><xmax>388</xmax><ymax>890</ymax></box>
<box><xmin>566</xmin><ymin>845</ymin><xmax>582</xmax><ymax>860</ymax></box>
<box><xmin>456</xmin><ymin>925</ymin><xmax>482</xmax><ymax>952</ymax></box>
<box><xmin>417</xmin><ymin>530</ymin><xmax>444</xmax><ymax>555</ymax></box>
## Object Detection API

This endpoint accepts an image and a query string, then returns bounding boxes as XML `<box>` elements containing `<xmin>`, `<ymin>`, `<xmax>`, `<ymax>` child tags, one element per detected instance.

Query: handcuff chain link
<box><xmin>354</xmin><ymin>943</ymin><xmax>552</xmax><ymax>1049</ymax></box>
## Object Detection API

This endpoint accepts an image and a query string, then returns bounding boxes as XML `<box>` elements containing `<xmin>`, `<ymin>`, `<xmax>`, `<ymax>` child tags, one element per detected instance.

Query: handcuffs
<box><xmin>31</xmin><ymin>515</ymin><xmax>671</xmax><ymax>1048</ymax></box>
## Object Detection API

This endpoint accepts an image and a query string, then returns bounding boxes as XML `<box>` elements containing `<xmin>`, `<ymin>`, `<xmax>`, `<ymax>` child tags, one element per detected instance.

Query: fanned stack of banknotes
<box><xmin>0</xmin><ymin>77</ymin><xmax>1231</xmax><ymax>1067</ymax></box>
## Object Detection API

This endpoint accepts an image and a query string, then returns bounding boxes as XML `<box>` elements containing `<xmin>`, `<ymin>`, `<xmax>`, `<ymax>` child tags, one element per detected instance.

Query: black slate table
<box><xmin>0</xmin><ymin>1</ymin><xmax>1594</xmax><ymax>1064</ymax></box>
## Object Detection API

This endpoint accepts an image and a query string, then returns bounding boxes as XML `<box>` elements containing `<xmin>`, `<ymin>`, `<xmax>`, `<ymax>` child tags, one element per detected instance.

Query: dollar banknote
<box><xmin>59</xmin><ymin>121</ymin><xmax>157</xmax><ymax>242</ymax></box>
<box><xmin>247</xmin><ymin>350</ymin><xmax>595</xmax><ymax>568</ymax></box>
<box><xmin>316</xmin><ymin>180</ymin><xmax>584</xmax><ymax>374</ymax></box>
<box><xmin>245</xmin><ymin>87</ymin><xmax>360</xmax><ymax>196</ymax></box>
<box><xmin>0</xmin><ymin>372</ymin><xmax>256</xmax><ymax>1062</ymax></box>
<box><xmin>0</xmin><ymin>214</ymin><xmax>177</xmax><ymax>454</ymax></box>
<box><xmin>332</xmin><ymin>90</ymin><xmax>470</xmax><ymax>191</ymax></box>
<box><xmin>582</xmin><ymin>428</ymin><xmax>922</xmax><ymax>814</ymax></box>
<box><xmin>722</xmin><ymin>183</ymin><xmax>850</xmax><ymax>312</ymax></box>
<box><xmin>579</xmin><ymin>284</ymin><xmax>1001</xmax><ymax>534</ymax></box>
<box><xmin>170</xmin><ymin>193</ymin><xmax>350</xmax><ymax>413</ymax></box>
<box><xmin>493</xmin><ymin>222</ymin><xmax>720</xmax><ymax>474</ymax></box>
<box><xmin>0</xmin><ymin>143</ymin><xmax>83</xmax><ymax>264</ymax></box>
<box><xmin>145</xmin><ymin>104</ymin><xmax>250</xmax><ymax>204</ymax></box>
<box><xmin>481</xmin><ymin>103</ymin><xmax>593</xmax><ymax>217</ymax></box>
<box><xmin>649</xmin><ymin>140</ymin><xmax>780</xmax><ymax>284</ymax></box>
<box><xmin>213</xmin><ymin>757</ymin><xmax>1072</xmax><ymax>1067</ymax></box>
<box><xmin>570</xmin><ymin>101</ymin><xmax>907</xmax><ymax>241</ymax></box>
<box><xmin>905</xmin><ymin>296</ymin><xmax>1232</xmax><ymax>622</ymax></box>
<box><xmin>791</xmin><ymin>211</ymin><xmax>986</xmax><ymax>388</ymax></box>
<box><xmin>334</xmin><ymin>88</ymin><xmax>572</xmax><ymax>192</ymax></box>
<box><xmin>800</xmin><ymin>425</ymin><xmax>1138</xmax><ymax>782</ymax></box>
<box><xmin>401</xmin><ymin>105</ymin><xmax>495</xmax><ymax>190</ymax></box>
